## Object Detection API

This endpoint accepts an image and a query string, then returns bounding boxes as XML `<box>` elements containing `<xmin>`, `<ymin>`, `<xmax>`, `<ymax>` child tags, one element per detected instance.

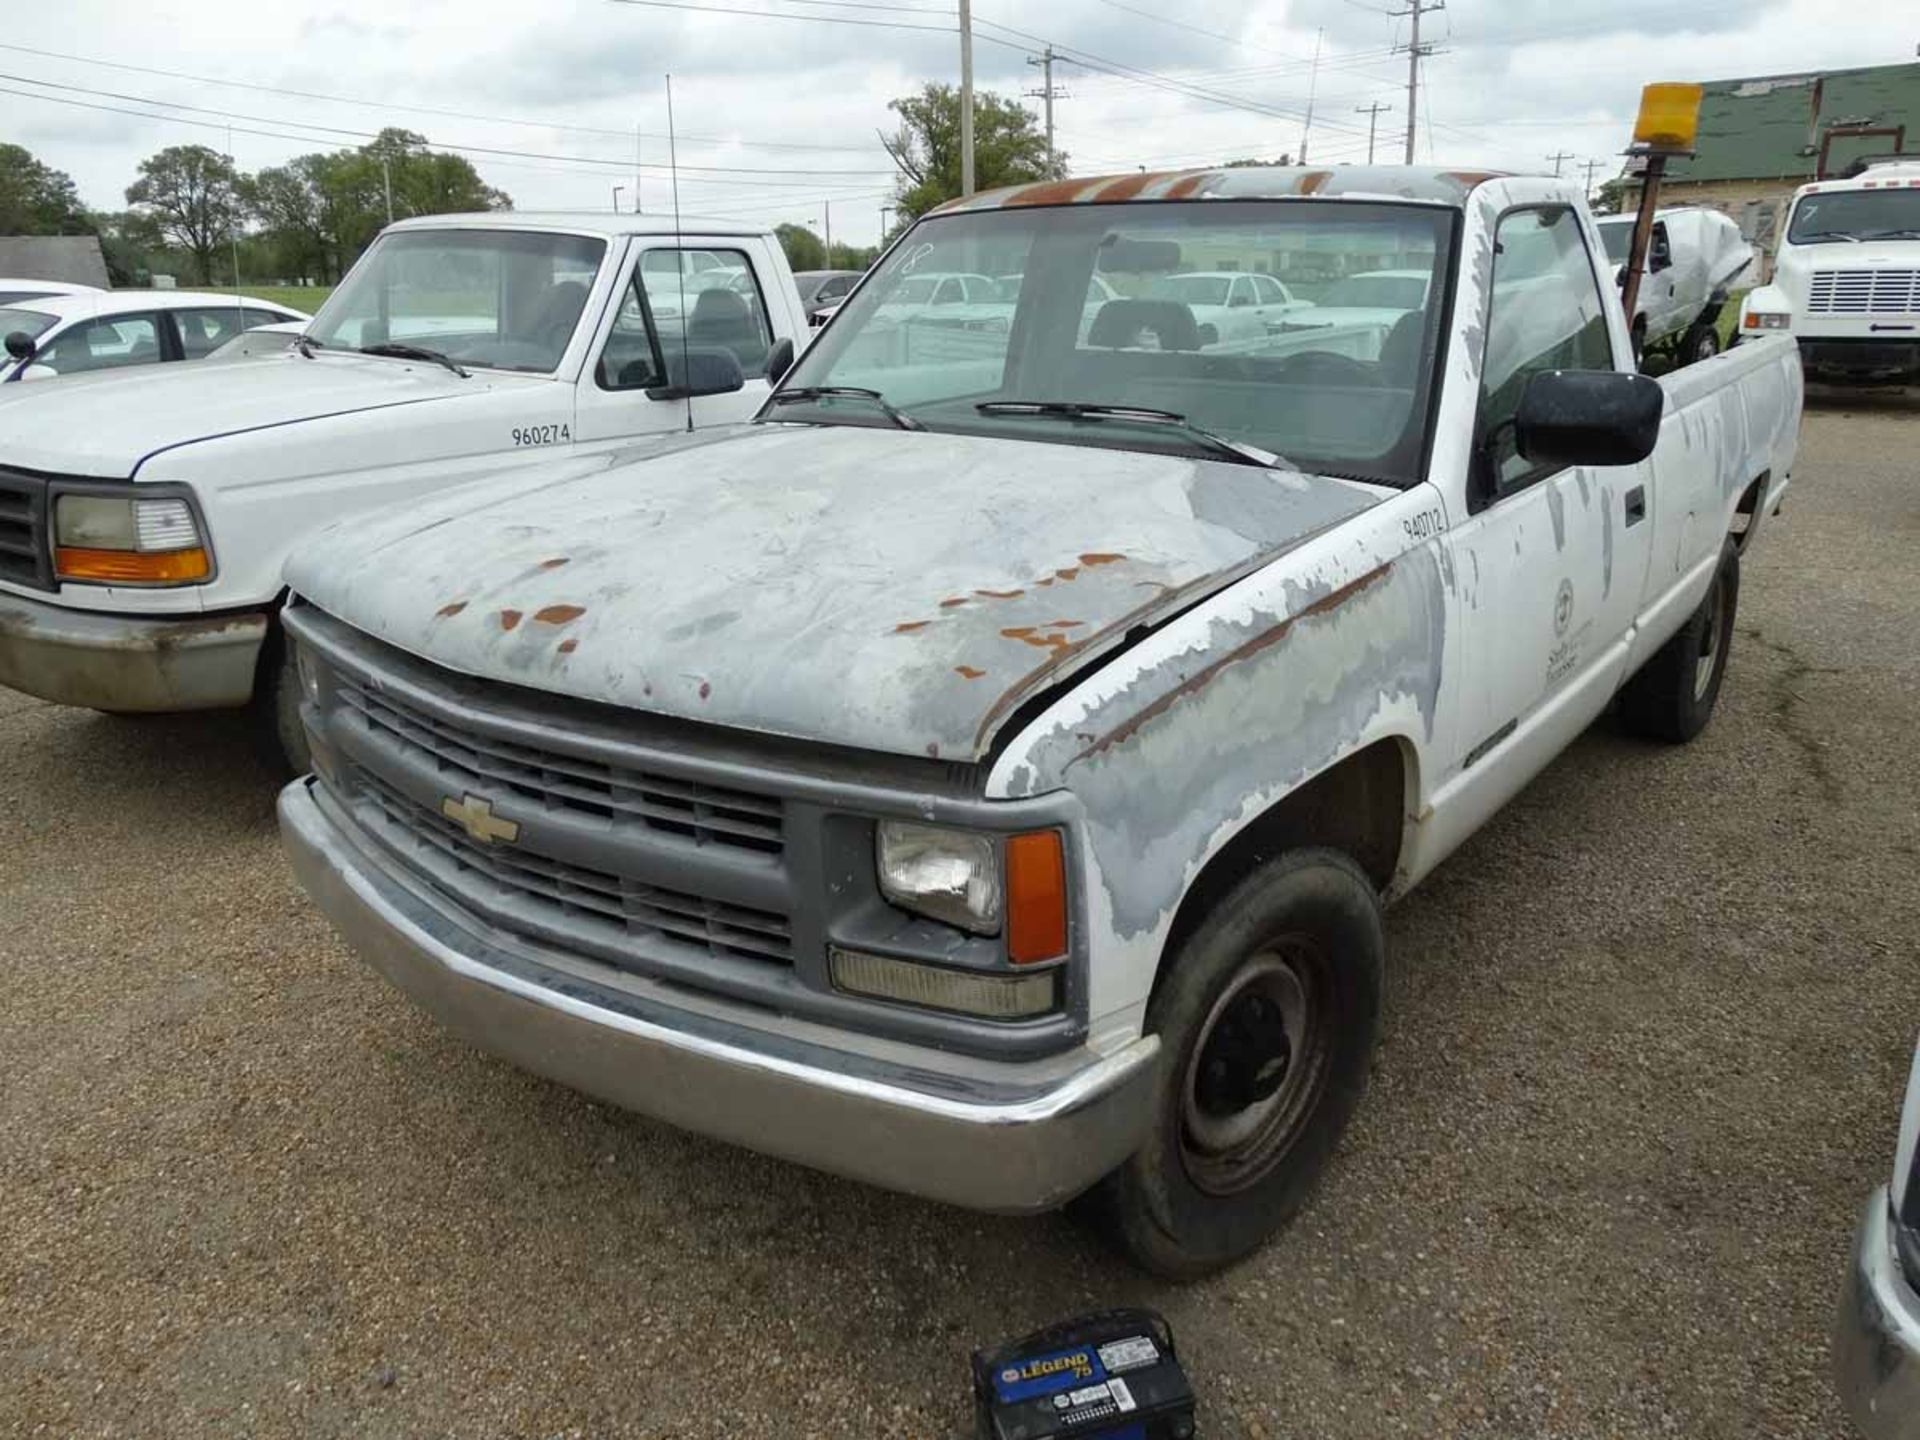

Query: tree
<box><xmin>126</xmin><ymin>145</ymin><xmax>245</xmax><ymax>284</ymax></box>
<box><xmin>0</xmin><ymin>144</ymin><xmax>92</xmax><ymax>235</ymax></box>
<box><xmin>881</xmin><ymin>84</ymin><xmax>1062</xmax><ymax>221</ymax></box>
<box><xmin>776</xmin><ymin>223</ymin><xmax>827</xmax><ymax>272</ymax></box>
<box><xmin>1224</xmin><ymin>154</ymin><xmax>1294</xmax><ymax>168</ymax></box>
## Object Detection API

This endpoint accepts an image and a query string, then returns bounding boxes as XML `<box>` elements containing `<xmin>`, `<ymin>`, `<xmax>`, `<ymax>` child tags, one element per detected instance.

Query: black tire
<box><xmin>1198</xmin><ymin>323</ymin><xmax>1219</xmax><ymax>347</ymax></box>
<box><xmin>1616</xmin><ymin>538</ymin><xmax>1739</xmax><ymax>743</ymax></box>
<box><xmin>1092</xmin><ymin>849</ymin><xmax>1385</xmax><ymax>1279</ymax></box>
<box><xmin>1682</xmin><ymin>321</ymin><xmax>1722</xmax><ymax>366</ymax></box>
<box><xmin>250</xmin><ymin>627</ymin><xmax>312</xmax><ymax>777</ymax></box>
<box><xmin>1630</xmin><ymin>316</ymin><xmax>1648</xmax><ymax>367</ymax></box>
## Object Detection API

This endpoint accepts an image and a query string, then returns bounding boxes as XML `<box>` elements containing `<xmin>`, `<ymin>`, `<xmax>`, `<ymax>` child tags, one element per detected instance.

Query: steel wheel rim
<box><xmin>1694</xmin><ymin>570</ymin><xmax>1726</xmax><ymax>700</ymax></box>
<box><xmin>1179</xmin><ymin>944</ymin><xmax>1332</xmax><ymax>1197</ymax></box>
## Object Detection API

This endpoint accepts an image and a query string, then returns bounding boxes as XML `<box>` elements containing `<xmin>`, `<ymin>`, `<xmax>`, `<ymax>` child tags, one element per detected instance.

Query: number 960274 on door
<box><xmin>512</xmin><ymin>423</ymin><xmax>572</xmax><ymax>447</ymax></box>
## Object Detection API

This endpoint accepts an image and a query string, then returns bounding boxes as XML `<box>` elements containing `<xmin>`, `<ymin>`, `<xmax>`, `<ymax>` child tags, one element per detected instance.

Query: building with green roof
<box><xmin>1625</xmin><ymin>61</ymin><xmax>1919</xmax><ymax>272</ymax></box>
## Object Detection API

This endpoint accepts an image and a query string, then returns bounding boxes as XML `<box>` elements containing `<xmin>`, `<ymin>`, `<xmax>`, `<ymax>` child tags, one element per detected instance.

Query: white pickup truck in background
<box><xmin>1741</xmin><ymin>155</ymin><xmax>1920</xmax><ymax>384</ymax></box>
<box><xmin>1596</xmin><ymin>207</ymin><xmax>1753</xmax><ymax>365</ymax></box>
<box><xmin>0</xmin><ymin>211</ymin><xmax>807</xmax><ymax>767</ymax></box>
<box><xmin>276</xmin><ymin>166</ymin><xmax>1802</xmax><ymax>1277</ymax></box>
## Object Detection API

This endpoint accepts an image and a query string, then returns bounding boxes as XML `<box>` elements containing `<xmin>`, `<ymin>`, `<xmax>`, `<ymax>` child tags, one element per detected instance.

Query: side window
<box><xmin>1479</xmin><ymin>206</ymin><xmax>1614</xmax><ymax>492</ymax></box>
<box><xmin>243</xmin><ymin>309</ymin><xmax>290</xmax><ymax>331</ymax></box>
<box><xmin>1649</xmin><ymin>221</ymin><xmax>1673</xmax><ymax>272</ymax></box>
<box><xmin>1229</xmin><ymin>277</ymin><xmax>1254</xmax><ymax>308</ymax></box>
<box><xmin>1250</xmin><ymin>274</ymin><xmax>1279</xmax><ymax>305</ymax></box>
<box><xmin>174</xmin><ymin>307</ymin><xmax>250</xmax><ymax>359</ymax></box>
<box><xmin>635</xmin><ymin>247</ymin><xmax>774</xmax><ymax>379</ymax></box>
<box><xmin>820</xmin><ymin>276</ymin><xmax>852</xmax><ymax>302</ymax></box>
<box><xmin>37</xmin><ymin>314</ymin><xmax>163</xmax><ymax>375</ymax></box>
<box><xmin>596</xmin><ymin>276</ymin><xmax>664</xmax><ymax>391</ymax></box>
<box><xmin>934</xmin><ymin>278</ymin><xmax>963</xmax><ymax>306</ymax></box>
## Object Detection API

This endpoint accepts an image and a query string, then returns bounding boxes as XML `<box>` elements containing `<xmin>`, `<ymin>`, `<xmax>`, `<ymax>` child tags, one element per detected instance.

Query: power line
<box><xmin>0</xmin><ymin>73</ymin><xmax>891</xmax><ymax>179</ymax></box>
<box><xmin>0</xmin><ymin>41</ymin><xmax>881</xmax><ymax>154</ymax></box>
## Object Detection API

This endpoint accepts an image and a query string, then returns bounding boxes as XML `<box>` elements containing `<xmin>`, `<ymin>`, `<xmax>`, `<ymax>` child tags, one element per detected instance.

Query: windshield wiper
<box><xmin>1801</xmin><ymin>232</ymin><xmax>1863</xmax><ymax>244</ymax></box>
<box><xmin>359</xmin><ymin>342</ymin><xmax>471</xmax><ymax>378</ymax></box>
<box><xmin>975</xmin><ymin>400</ymin><xmax>1286</xmax><ymax>469</ymax></box>
<box><xmin>294</xmin><ymin>335</ymin><xmax>323</xmax><ymax>358</ymax></box>
<box><xmin>1860</xmin><ymin>228</ymin><xmax>1920</xmax><ymax>241</ymax></box>
<box><xmin>765</xmin><ymin>385</ymin><xmax>924</xmax><ymax>431</ymax></box>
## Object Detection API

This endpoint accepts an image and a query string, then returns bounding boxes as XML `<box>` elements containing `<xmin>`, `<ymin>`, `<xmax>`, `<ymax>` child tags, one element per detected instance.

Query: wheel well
<box><xmin>1153</xmin><ymin>739</ymin><xmax>1408</xmax><ymax>994</ymax></box>
<box><xmin>1731</xmin><ymin>471</ymin><xmax>1769</xmax><ymax>552</ymax></box>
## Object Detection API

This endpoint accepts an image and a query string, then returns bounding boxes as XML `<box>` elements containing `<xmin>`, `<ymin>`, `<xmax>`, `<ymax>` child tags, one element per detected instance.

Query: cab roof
<box><xmin>933</xmin><ymin>164</ymin><xmax>1514</xmax><ymax>215</ymax></box>
<box><xmin>382</xmin><ymin>211</ymin><xmax>774</xmax><ymax>240</ymax></box>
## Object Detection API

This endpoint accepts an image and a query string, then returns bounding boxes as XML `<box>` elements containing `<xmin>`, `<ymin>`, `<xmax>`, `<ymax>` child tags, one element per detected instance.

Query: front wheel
<box><xmin>1092</xmin><ymin>849</ymin><xmax>1384</xmax><ymax>1278</ymax></box>
<box><xmin>1682</xmin><ymin>320</ymin><xmax>1722</xmax><ymax>366</ymax></box>
<box><xmin>250</xmin><ymin>629</ymin><xmax>312</xmax><ymax>777</ymax></box>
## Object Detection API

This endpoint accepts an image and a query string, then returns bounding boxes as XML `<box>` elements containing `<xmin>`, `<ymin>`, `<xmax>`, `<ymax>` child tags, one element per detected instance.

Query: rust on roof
<box><xmin>931</xmin><ymin>164</ymin><xmax>1512</xmax><ymax>216</ymax></box>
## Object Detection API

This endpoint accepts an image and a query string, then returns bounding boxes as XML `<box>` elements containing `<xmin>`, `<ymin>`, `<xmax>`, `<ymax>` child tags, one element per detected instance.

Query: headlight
<box><xmin>54</xmin><ymin>494</ymin><xmax>210</xmax><ymax>585</ymax></box>
<box><xmin>1743</xmin><ymin>311</ymin><xmax>1791</xmax><ymax>332</ymax></box>
<box><xmin>878</xmin><ymin>820</ymin><xmax>1002</xmax><ymax>935</ymax></box>
<box><xmin>294</xmin><ymin>641</ymin><xmax>323</xmax><ymax>705</ymax></box>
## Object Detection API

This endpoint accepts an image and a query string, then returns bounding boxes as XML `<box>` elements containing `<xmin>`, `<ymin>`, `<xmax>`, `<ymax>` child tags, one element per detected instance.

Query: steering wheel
<box><xmin>1272</xmin><ymin>350</ymin><xmax>1379</xmax><ymax>386</ymax></box>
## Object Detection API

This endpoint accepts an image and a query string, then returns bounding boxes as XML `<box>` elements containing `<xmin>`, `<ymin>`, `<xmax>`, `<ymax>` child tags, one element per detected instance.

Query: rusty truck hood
<box><xmin>288</xmin><ymin>423</ymin><xmax>1383</xmax><ymax>761</ymax></box>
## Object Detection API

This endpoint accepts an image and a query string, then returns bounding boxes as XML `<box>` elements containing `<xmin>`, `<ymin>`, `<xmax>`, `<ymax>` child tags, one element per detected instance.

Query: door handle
<box><xmin>1625</xmin><ymin>485</ymin><xmax>1647</xmax><ymax>527</ymax></box>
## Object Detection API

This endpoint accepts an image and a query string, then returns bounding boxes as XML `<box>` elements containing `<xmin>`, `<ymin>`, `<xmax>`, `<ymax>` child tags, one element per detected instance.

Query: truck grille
<box><xmin>355</xmin><ymin>768</ymin><xmax>795</xmax><ymax>966</ymax></box>
<box><xmin>339</xmin><ymin>673</ymin><xmax>785</xmax><ymax>856</ymax></box>
<box><xmin>1807</xmin><ymin>268</ymin><xmax>1920</xmax><ymax>316</ymax></box>
<box><xmin>0</xmin><ymin>468</ymin><xmax>52</xmax><ymax>591</ymax></box>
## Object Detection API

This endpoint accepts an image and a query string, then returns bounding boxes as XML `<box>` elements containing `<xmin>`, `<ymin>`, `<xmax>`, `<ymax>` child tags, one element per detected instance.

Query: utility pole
<box><xmin>880</xmin><ymin>204</ymin><xmax>894</xmax><ymax>242</ymax></box>
<box><xmin>1580</xmin><ymin>157</ymin><xmax>1604</xmax><ymax>197</ymax></box>
<box><xmin>381</xmin><ymin>155</ymin><xmax>394</xmax><ymax>224</ymax></box>
<box><xmin>1300</xmin><ymin>28</ymin><xmax>1323</xmax><ymax>164</ymax></box>
<box><xmin>1026</xmin><ymin>46</ymin><xmax>1068</xmax><ymax>173</ymax></box>
<box><xmin>959</xmin><ymin>0</ymin><xmax>976</xmax><ymax>195</ymax></box>
<box><xmin>1356</xmin><ymin>102</ymin><xmax>1392</xmax><ymax>165</ymax></box>
<box><xmin>824</xmin><ymin>199</ymin><xmax>833</xmax><ymax>266</ymax></box>
<box><xmin>1393</xmin><ymin>0</ymin><xmax>1442</xmax><ymax>165</ymax></box>
<box><xmin>612</xmin><ymin>184</ymin><xmax>626</xmax><ymax>213</ymax></box>
<box><xmin>1545</xmin><ymin>150</ymin><xmax>1574</xmax><ymax>177</ymax></box>
<box><xmin>634</xmin><ymin>122</ymin><xmax>643</xmax><ymax>213</ymax></box>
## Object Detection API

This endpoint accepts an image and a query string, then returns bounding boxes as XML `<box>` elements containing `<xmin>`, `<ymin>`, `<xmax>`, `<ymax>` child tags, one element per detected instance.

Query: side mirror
<box><xmin>18</xmin><ymin>363</ymin><xmax>58</xmax><ymax>383</ymax></box>
<box><xmin>764</xmin><ymin>336</ymin><xmax>796</xmax><ymax>387</ymax></box>
<box><xmin>4</xmin><ymin>331</ymin><xmax>36</xmax><ymax>362</ymax></box>
<box><xmin>1514</xmin><ymin>370</ymin><xmax>1664</xmax><ymax>469</ymax></box>
<box><xmin>647</xmin><ymin>346</ymin><xmax>746</xmax><ymax>402</ymax></box>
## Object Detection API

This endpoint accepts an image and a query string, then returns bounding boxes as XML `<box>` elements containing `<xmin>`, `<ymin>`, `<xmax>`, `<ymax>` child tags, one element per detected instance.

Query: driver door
<box><xmin>574</xmin><ymin>243</ymin><xmax>775</xmax><ymax>444</ymax></box>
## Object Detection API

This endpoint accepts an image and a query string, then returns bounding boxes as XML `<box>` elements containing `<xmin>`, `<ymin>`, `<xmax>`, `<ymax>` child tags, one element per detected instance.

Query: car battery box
<box><xmin>972</xmin><ymin>1309</ymin><xmax>1196</xmax><ymax>1440</ymax></box>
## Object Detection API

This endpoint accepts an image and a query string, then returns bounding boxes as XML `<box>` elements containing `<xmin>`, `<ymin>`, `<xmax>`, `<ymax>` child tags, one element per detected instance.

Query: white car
<box><xmin>1595</xmin><ymin>208</ymin><xmax>1752</xmax><ymax>364</ymax></box>
<box><xmin>1</xmin><ymin>290</ymin><xmax>309</xmax><ymax>383</ymax></box>
<box><xmin>0</xmin><ymin>278</ymin><xmax>104</xmax><ymax>306</ymax></box>
<box><xmin>1144</xmin><ymin>270</ymin><xmax>1306</xmax><ymax>346</ymax></box>
<box><xmin>1282</xmin><ymin>269</ymin><xmax>1432</xmax><ymax>337</ymax></box>
<box><xmin>0</xmin><ymin>212</ymin><xmax>809</xmax><ymax>768</ymax></box>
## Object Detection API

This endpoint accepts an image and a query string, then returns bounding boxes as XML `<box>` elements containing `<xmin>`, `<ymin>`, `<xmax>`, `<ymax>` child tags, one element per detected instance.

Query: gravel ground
<box><xmin>2</xmin><ymin>396</ymin><xmax>1916</xmax><ymax>1439</ymax></box>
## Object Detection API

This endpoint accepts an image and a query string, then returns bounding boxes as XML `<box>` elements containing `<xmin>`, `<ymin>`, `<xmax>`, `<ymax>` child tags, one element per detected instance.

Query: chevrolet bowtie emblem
<box><xmin>441</xmin><ymin>793</ymin><xmax>520</xmax><ymax>845</ymax></box>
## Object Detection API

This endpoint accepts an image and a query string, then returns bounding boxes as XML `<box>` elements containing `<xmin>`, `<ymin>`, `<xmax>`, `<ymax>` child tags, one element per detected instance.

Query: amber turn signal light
<box><xmin>1005</xmin><ymin>829</ymin><xmax>1068</xmax><ymax>963</ymax></box>
<box><xmin>55</xmin><ymin>546</ymin><xmax>211</xmax><ymax>584</ymax></box>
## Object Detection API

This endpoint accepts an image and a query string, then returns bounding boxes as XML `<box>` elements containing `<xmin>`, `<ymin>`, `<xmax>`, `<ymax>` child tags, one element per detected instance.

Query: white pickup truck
<box><xmin>0</xmin><ymin>211</ymin><xmax>807</xmax><ymax>766</ymax></box>
<box><xmin>276</xmin><ymin>166</ymin><xmax>1801</xmax><ymax>1276</ymax></box>
<box><xmin>1741</xmin><ymin>156</ymin><xmax>1920</xmax><ymax>384</ymax></box>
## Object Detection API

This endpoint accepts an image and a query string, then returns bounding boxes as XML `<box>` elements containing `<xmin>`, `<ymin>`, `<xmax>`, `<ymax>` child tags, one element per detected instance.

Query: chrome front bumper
<box><xmin>0</xmin><ymin>589</ymin><xmax>266</xmax><ymax>711</ymax></box>
<box><xmin>1834</xmin><ymin>1189</ymin><xmax>1920</xmax><ymax>1439</ymax></box>
<box><xmin>279</xmin><ymin>779</ymin><xmax>1159</xmax><ymax>1213</ymax></box>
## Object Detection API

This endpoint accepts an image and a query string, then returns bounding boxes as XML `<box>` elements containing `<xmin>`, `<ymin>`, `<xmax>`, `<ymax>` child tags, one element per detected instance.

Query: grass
<box><xmin>196</xmin><ymin>285</ymin><xmax>334</xmax><ymax>314</ymax></box>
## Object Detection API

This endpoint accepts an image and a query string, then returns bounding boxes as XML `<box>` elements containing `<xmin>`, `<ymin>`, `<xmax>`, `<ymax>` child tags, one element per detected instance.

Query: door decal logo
<box><xmin>1553</xmin><ymin>578</ymin><xmax>1575</xmax><ymax>638</ymax></box>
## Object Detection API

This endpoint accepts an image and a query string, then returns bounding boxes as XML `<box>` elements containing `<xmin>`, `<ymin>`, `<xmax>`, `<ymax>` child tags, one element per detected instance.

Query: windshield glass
<box><xmin>0</xmin><ymin>306</ymin><xmax>59</xmax><ymax>342</ymax></box>
<box><xmin>777</xmin><ymin>199</ymin><xmax>1454</xmax><ymax>484</ymax></box>
<box><xmin>307</xmin><ymin>228</ymin><xmax>606</xmax><ymax>372</ymax></box>
<box><xmin>1789</xmin><ymin>188</ymin><xmax>1920</xmax><ymax>243</ymax></box>
<box><xmin>1319</xmin><ymin>272</ymin><xmax>1428</xmax><ymax>308</ymax></box>
<box><xmin>1596</xmin><ymin>222</ymin><xmax>1633</xmax><ymax>262</ymax></box>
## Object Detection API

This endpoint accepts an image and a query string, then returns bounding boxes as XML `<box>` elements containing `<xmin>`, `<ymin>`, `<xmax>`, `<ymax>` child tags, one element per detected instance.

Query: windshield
<box><xmin>0</xmin><ymin>306</ymin><xmax>58</xmax><ymax>341</ymax></box>
<box><xmin>1319</xmin><ymin>273</ymin><xmax>1428</xmax><ymax>308</ymax></box>
<box><xmin>778</xmin><ymin>199</ymin><xmax>1454</xmax><ymax>485</ymax></box>
<box><xmin>1149</xmin><ymin>275</ymin><xmax>1231</xmax><ymax>306</ymax></box>
<box><xmin>1596</xmin><ymin>222</ymin><xmax>1633</xmax><ymax>263</ymax></box>
<box><xmin>1789</xmin><ymin>188</ymin><xmax>1920</xmax><ymax>243</ymax></box>
<box><xmin>307</xmin><ymin>229</ymin><xmax>606</xmax><ymax>373</ymax></box>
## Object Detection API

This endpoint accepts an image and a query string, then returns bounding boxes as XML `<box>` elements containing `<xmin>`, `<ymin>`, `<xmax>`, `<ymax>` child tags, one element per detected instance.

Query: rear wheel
<box><xmin>1093</xmin><ymin>849</ymin><xmax>1384</xmax><ymax>1278</ymax></box>
<box><xmin>1616</xmin><ymin>537</ymin><xmax>1739</xmax><ymax>743</ymax></box>
<box><xmin>1682</xmin><ymin>320</ymin><xmax>1722</xmax><ymax>366</ymax></box>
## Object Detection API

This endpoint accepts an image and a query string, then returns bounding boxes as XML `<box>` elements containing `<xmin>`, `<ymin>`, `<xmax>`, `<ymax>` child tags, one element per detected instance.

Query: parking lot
<box><xmin>0</xmin><ymin>395</ymin><xmax>1912</xmax><ymax>1439</ymax></box>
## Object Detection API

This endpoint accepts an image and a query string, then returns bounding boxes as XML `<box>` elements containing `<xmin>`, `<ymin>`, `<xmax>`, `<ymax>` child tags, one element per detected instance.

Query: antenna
<box><xmin>667</xmin><ymin>73</ymin><xmax>692</xmax><ymax>435</ymax></box>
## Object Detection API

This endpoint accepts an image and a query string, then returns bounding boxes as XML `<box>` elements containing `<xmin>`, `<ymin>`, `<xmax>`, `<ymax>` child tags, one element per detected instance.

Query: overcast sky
<box><xmin>5</xmin><ymin>0</ymin><xmax>1910</xmax><ymax>247</ymax></box>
